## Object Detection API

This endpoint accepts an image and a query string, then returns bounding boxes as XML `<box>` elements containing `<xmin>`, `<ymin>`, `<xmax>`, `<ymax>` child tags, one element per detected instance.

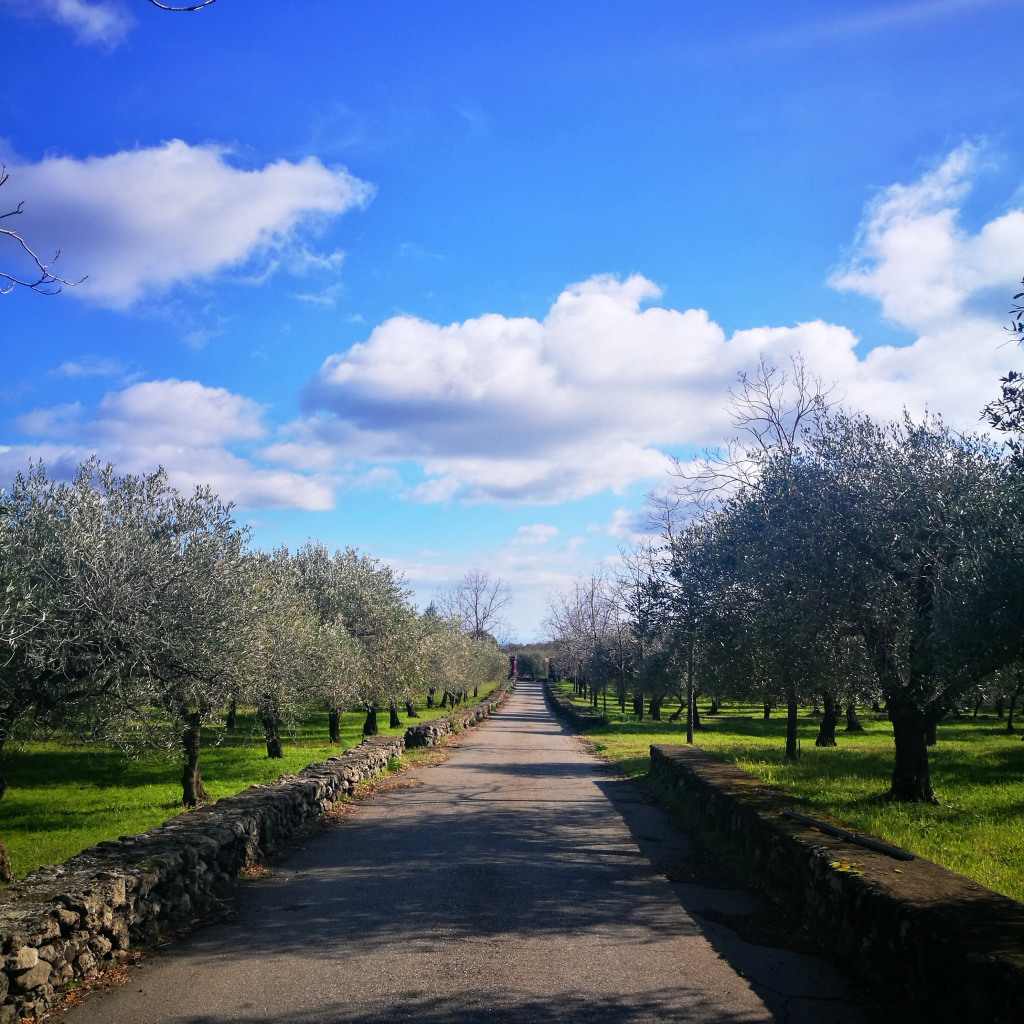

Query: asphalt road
<box><xmin>65</xmin><ymin>681</ymin><xmax>879</xmax><ymax>1024</ymax></box>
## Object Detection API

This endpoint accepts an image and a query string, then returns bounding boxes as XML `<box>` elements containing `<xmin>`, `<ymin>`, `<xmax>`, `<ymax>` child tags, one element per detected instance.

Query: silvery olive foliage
<box><xmin>293</xmin><ymin>542</ymin><xmax>421</xmax><ymax>734</ymax></box>
<box><xmin>0</xmin><ymin>458</ymin><xmax>251</xmax><ymax>842</ymax></box>
<box><xmin>548</xmin><ymin>356</ymin><xmax>1024</xmax><ymax>803</ymax></box>
<box><xmin>0</xmin><ymin>462</ymin><xmax>506</xmax><ymax>844</ymax></box>
<box><xmin>0</xmin><ymin>459</ymin><xmax>248</xmax><ymax>748</ymax></box>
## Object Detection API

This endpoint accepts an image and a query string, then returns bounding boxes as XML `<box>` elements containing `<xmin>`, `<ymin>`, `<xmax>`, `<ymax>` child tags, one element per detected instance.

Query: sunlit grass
<box><xmin>560</xmin><ymin>684</ymin><xmax>1024</xmax><ymax>903</ymax></box>
<box><xmin>0</xmin><ymin>681</ymin><xmax>500</xmax><ymax>883</ymax></box>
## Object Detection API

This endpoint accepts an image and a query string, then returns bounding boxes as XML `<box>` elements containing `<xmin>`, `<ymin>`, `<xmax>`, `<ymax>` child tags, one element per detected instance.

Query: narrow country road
<box><xmin>65</xmin><ymin>681</ymin><xmax>878</xmax><ymax>1024</ymax></box>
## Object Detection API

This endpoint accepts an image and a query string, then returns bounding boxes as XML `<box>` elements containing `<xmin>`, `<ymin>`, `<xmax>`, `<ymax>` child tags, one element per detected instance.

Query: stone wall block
<box><xmin>543</xmin><ymin>682</ymin><xmax>608</xmax><ymax>730</ymax></box>
<box><xmin>649</xmin><ymin>743</ymin><xmax>1024</xmax><ymax>1024</ymax></box>
<box><xmin>9</xmin><ymin>960</ymin><xmax>50</xmax><ymax>994</ymax></box>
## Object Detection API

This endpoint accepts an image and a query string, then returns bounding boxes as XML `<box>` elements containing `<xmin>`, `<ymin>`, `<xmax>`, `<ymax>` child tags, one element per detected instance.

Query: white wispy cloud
<box><xmin>1</xmin><ymin>0</ymin><xmax>133</xmax><ymax>48</ymax></box>
<box><xmin>52</xmin><ymin>356</ymin><xmax>127</xmax><ymax>378</ymax></box>
<box><xmin>7</xmin><ymin>140</ymin><xmax>372</xmax><ymax>308</ymax></box>
<box><xmin>13</xmin><ymin>379</ymin><xmax>337</xmax><ymax>510</ymax></box>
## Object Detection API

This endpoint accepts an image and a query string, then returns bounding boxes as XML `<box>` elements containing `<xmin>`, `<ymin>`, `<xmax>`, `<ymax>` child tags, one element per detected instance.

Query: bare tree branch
<box><xmin>0</xmin><ymin>166</ymin><xmax>86</xmax><ymax>295</ymax></box>
<box><xmin>669</xmin><ymin>354</ymin><xmax>838</xmax><ymax>509</ymax></box>
<box><xmin>436</xmin><ymin>568</ymin><xmax>512</xmax><ymax>641</ymax></box>
<box><xmin>146</xmin><ymin>0</ymin><xmax>217</xmax><ymax>9</ymax></box>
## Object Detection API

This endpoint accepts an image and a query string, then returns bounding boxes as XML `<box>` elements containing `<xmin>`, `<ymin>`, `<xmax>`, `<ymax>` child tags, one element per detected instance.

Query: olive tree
<box><xmin>796</xmin><ymin>413</ymin><xmax>1017</xmax><ymax>801</ymax></box>
<box><xmin>292</xmin><ymin>544</ymin><xmax>415</xmax><ymax>737</ymax></box>
<box><xmin>240</xmin><ymin>550</ymin><xmax>328</xmax><ymax>758</ymax></box>
<box><xmin>0</xmin><ymin>459</ymin><xmax>250</xmax><ymax>830</ymax></box>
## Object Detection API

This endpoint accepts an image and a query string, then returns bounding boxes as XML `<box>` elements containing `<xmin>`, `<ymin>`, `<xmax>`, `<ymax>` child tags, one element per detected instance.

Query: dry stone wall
<box><xmin>544</xmin><ymin>680</ymin><xmax>608</xmax><ymax>730</ymax></box>
<box><xmin>0</xmin><ymin>682</ymin><xmax>513</xmax><ymax>1022</ymax></box>
<box><xmin>650</xmin><ymin>743</ymin><xmax>1024</xmax><ymax>1024</ymax></box>
<box><xmin>404</xmin><ymin>684</ymin><xmax>510</xmax><ymax>746</ymax></box>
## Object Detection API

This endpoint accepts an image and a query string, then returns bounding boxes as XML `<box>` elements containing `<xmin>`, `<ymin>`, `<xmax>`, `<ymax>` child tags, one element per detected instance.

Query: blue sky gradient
<box><xmin>2</xmin><ymin>0</ymin><xmax>1023</xmax><ymax>637</ymax></box>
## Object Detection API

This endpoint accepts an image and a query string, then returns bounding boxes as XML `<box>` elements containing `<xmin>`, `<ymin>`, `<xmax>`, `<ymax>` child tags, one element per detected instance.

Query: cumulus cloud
<box><xmin>828</xmin><ymin>143</ymin><xmax>1024</xmax><ymax>422</ymax></box>
<box><xmin>7</xmin><ymin>141</ymin><xmax>372</xmax><ymax>308</ymax></box>
<box><xmin>13</xmin><ymin>379</ymin><xmax>337</xmax><ymax>510</ymax></box>
<box><xmin>1</xmin><ymin>0</ymin><xmax>132</xmax><ymax>48</ymax></box>
<box><xmin>289</xmin><ymin>146</ymin><xmax>1022</xmax><ymax>505</ymax></box>
<box><xmin>297</xmin><ymin>274</ymin><xmax>857</xmax><ymax>503</ymax></box>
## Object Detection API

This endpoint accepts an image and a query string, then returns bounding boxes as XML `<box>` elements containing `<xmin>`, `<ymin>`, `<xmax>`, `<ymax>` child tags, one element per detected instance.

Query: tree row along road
<box><xmin>64</xmin><ymin>681</ymin><xmax>876</xmax><ymax>1024</ymax></box>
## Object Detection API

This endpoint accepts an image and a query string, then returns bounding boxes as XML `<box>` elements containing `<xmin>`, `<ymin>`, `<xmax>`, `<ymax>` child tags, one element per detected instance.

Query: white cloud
<box><xmin>389</xmin><ymin>524</ymin><xmax>596</xmax><ymax>640</ymax></box>
<box><xmin>299</xmin><ymin>273</ymin><xmax>856</xmax><ymax>502</ymax></box>
<box><xmin>94</xmin><ymin>379</ymin><xmax>267</xmax><ymax>447</ymax></box>
<box><xmin>293</xmin><ymin>146</ymin><xmax>1022</xmax><ymax>505</ymax></box>
<box><xmin>1</xmin><ymin>0</ymin><xmax>132</xmax><ymax>47</ymax></box>
<box><xmin>13</xmin><ymin>379</ymin><xmax>337</xmax><ymax>511</ymax></box>
<box><xmin>52</xmin><ymin>356</ymin><xmax>126</xmax><ymax>378</ymax></box>
<box><xmin>828</xmin><ymin>143</ymin><xmax>1024</xmax><ymax>424</ymax></box>
<box><xmin>599</xmin><ymin>508</ymin><xmax>655</xmax><ymax>546</ymax></box>
<box><xmin>8</xmin><ymin>141</ymin><xmax>372</xmax><ymax>308</ymax></box>
<box><xmin>511</xmin><ymin>524</ymin><xmax>559</xmax><ymax>546</ymax></box>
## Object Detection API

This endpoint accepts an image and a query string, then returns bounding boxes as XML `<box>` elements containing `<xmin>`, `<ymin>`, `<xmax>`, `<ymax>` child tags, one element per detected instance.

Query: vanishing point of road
<box><xmin>64</xmin><ymin>681</ymin><xmax>880</xmax><ymax>1024</ymax></box>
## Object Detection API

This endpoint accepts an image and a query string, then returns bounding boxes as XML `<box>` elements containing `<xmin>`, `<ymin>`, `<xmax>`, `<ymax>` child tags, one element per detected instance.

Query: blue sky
<box><xmin>2</xmin><ymin>0</ymin><xmax>1023</xmax><ymax>638</ymax></box>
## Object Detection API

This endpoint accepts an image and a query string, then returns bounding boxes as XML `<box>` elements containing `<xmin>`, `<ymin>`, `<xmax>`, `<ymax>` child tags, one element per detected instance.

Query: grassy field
<box><xmin>0</xmin><ymin>682</ymin><xmax>499</xmax><ymax>884</ymax></box>
<box><xmin>557</xmin><ymin>685</ymin><xmax>1024</xmax><ymax>904</ymax></box>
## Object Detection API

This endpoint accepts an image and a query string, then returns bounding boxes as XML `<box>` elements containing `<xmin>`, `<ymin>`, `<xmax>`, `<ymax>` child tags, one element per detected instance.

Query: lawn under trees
<box><xmin>0</xmin><ymin>687</ymin><xmax>500</xmax><ymax>884</ymax></box>
<box><xmin>554</xmin><ymin>686</ymin><xmax>1024</xmax><ymax>904</ymax></box>
<box><xmin>0</xmin><ymin>458</ymin><xmax>508</xmax><ymax>883</ymax></box>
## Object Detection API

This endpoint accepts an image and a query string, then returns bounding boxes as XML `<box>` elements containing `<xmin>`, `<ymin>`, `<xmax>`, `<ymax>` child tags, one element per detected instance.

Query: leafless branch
<box><xmin>146</xmin><ymin>0</ymin><xmax>217</xmax><ymax>9</ymax></box>
<box><xmin>0</xmin><ymin>166</ymin><xmax>86</xmax><ymax>295</ymax></box>
<box><xmin>670</xmin><ymin>354</ymin><xmax>839</xmax><ymax>509</ymax></box>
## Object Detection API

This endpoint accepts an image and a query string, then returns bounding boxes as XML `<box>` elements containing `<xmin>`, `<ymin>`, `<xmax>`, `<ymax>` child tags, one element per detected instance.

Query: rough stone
<box><xmin>8</xmin><ymin>945</ymin><xmax>38</xmax><ymax>971</ymax></box>
<box><xmin>9</xmin><ymin>958</ymin><xmax>51</xmax><ymax>992</ymax></box>
<box><xmin>54</xmin><ymin>907</ymin><xmax>80</xmax><ymax>930</ymax></box>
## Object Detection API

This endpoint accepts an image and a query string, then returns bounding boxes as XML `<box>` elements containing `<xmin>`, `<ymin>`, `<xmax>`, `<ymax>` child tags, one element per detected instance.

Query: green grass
<box><xmin>0</xmin><ymin>680</ymin><xmax>500</xmax><ymax>883</ymax></box>
<box><xmin>559</xmin><ymin>684</ymin><xmax>1024</xmax><ymax>904</ymax></box>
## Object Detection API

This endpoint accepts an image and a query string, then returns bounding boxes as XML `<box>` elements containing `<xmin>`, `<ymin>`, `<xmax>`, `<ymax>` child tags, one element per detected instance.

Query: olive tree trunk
<box><xmin>886</xmin><ymin>694</ymin><xmax>937</xmax><ymax>804</ymax></box>
<box><xmin>181</xmin><ymin>711</ymin><xmax>211</xmax><ymax>807</ymax></box>
<box><xmin>785</xmin><ymin>685</ymin><xmax>799</xmax><ymax>761</ymax></box>
<box><xmin>844</xmin><ymin>704</ymin><xmax>865</xmax><ymax>732</ymax></box>
<box><xmin>1007</xmin><ymin>682</ymin><xmax>1021</xmax><ymax>734</ymax></box>
<box><xmin>0</xmin><ymin>777</ymin><xmax>12</xmax><ymax>883</ymax></box>
<box><xmin>815</xmin><ymin>691</ymin><xmax>839</xmax><ymax>747</ymax></box>
<box><xmin>362</xmin><ymin>704</ymin><xmax>379</xmax><ymax>736</ymax></box>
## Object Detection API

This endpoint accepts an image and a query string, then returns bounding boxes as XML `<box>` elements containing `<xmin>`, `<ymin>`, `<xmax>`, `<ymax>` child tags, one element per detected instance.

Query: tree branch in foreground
<box><xmin>0</xmin><ymin>166</ymin><xmax>85</xmax><ymax>295</ymax></box>
<box><xmin>146</xmin><ymin>0</ymin><xmax>217</xmax><ymax>9</ymax></box>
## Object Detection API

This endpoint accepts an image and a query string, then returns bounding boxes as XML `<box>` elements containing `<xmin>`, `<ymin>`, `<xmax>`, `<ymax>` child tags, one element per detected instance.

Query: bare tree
<box><xmin>436</xmin><ymin>568</ymin><xmax>512</xmax><ymax>641</ymax></box>
<box><xmin>670</xmin><ymin>354</ymin><xmax>835</xmax><ymax>509</ymax></box>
